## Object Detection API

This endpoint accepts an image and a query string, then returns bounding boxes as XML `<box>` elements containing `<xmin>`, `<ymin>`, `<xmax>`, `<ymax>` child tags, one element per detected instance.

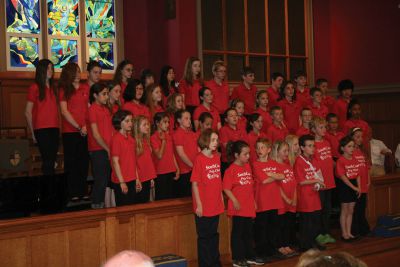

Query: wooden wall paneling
<box><xmin>31</xmin><ymin>232</ymin><xmax>67</xmax><ymax>267</ymax></box>
<box><xmin>389</xmin><ymin>184</ymin><xmax>400</xmax><ymax>214</ymax></box>
<box><xmin>177</xmin><ymin>213</ymin><xmax>197</xmax><ymax>261</ymax></box>
<box><xmin>0</xmin><ymin>237</ymin><xmax>28</xmax><ymax>267</ymax></box>
<box><xmin>145</xmin><ymin>214</ymin><xmax>178</xmax><ymax>256</ymax></box>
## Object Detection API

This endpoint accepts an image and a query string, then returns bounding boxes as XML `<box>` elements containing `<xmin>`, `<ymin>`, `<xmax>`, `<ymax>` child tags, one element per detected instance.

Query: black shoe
<box><xmin>341</xmin><ymin>236</ymin><xmax>353</xmax><ymax>243</ymax></box>
<box><xmin>246</xmin><ymin>257</ymin><xmax>265</xmax><ymax>265</ymax></box>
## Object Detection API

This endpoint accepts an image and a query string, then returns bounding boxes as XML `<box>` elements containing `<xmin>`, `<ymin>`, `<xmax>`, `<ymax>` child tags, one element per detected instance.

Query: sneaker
<box><xmin>246</xmin><ymin>257</ymin><xmax>265</xmax><ymax>265</ymax></box>
<box><xmin>324</xmin><ymin>234</ymin><xmax>336</xmax><ymax>243</ymax></box>
<box><xmin>233</xmin><ymin>260</ymin><xmax>249</xmax><ymax>267</ymax></box>
<box><xmin>315</xmin><ymin>234</ymin><xmax>328</xmax><ymax>245</ymax></box>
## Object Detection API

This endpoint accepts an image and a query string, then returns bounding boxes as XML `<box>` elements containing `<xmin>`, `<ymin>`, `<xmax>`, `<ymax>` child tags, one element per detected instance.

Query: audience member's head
<box><xmin>296</xmin><ymin>249</ymin><xmax>367</xmax><ymax>267</ymax></box>
<box><xmin>104</xmin><ymin>250</ymin><xmax>154</xmax><ymax>267</ymax></box>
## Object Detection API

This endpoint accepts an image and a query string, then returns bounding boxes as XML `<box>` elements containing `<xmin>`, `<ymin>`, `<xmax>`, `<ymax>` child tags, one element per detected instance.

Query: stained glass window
<box><xmin>50</xmin><ymin>39</ymin><xmax>78</xmax><ymax>68</ymax></box>
<box><xmin>47</xmin><ymin>0</ymin><xmax>79</xmax><ymax>36</ymax></box>
<box><xmin>9</xmin><ymin>37</ymin><xmax>39</xmax><ymax>68</ymax></box>
<box><xmin>89</xmin><ymin>41</ymin><xmax>114</xmax><ymax>70</ymax></box>
<box><xmin>6</xmin><ymin>0</ymin><xmax>40</xmax><ymax>34</ymax></box>
<box><xmin>85</xmin><ymin>0</ymin><xmax>115</xmax><ymax>38</ymax></box>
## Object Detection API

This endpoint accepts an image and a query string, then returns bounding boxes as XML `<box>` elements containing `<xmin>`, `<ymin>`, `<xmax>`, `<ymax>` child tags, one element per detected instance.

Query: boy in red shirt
<box><xmin>205</xmin><ymin>60</ymin><xmax>230</xmax><ymax>114</ymax></box>
<box><xmin>296</xmin><ymin>108</ymin><xmax>312</xmax><ymax>137</ymax></box>
<box><xmin>315</xmin><ymin>79</ymin><xmax>335</xmax><ymax>112</ymax></box>
<box><xmin>294</xmin><ymin>71</ymin><xmax>311</xmax><ymax>108</ymax></box>
<box><xmin>332</xmin><ymin>79</ymin><xmax>353</xmax><ymax>130</ymax></box>
<box><xmin>308</xmin><ymin>87</ymin><xmax>329</xmax><ymax>119</ymax></box>
<box><xmin>267</xmin><ymin>106</ymin><xmax>289</xmax><ymax>143</ymax></box>
<box><xmin>311</xmin><ymin>117</ymin><xmax>336</xmax><ymax>245</ymax></box>
<box><xmin>294</xmin><ymin>134</ymin><xmax>325</xmax><ymax>251</ymax></box>
<box><xmin>325</xmin><ymin>113</ymin><xmax>346</xmax><ymax>161</ymax></box>
<box><xmin>267</xmin><ymin>72</ymin><xmax>284</xmax><ymax>109</ymax></box>
<box><xmin>231</xmin><ymin>67</ymin><xmax>258</xmax><ymax>115</ymax></box>
<box><xmin>191</xmin><ymin>129</ymin><xmax>224</xmax><ymax>267</ymax></box>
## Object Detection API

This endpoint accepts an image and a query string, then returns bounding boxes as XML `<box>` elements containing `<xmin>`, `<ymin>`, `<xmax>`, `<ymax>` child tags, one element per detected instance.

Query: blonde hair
<box><xmin>310</xmin><ymin>116</ymin><xmax>326</xmax><ymax>130</ymax></box>
<box><xmin>255</xmin><ymin>137</ymin><xmax>272</xmax><ymax>150</ymax></box>
<box><xmin>296</xmin><ymin>249</ymin><xmax>367</xmax><ymax>267</ymax></box>
<box><xmin>270</xmin><ymin>140</ymin><xmax>289</xmax><ymax>161</ymax></box>
<box><xmin>212</xmin><ymin>60</ymin><xmax>226</xmax><ymax>73</ymax></box>
<box><xmin>285</xmin><ymin>134</ymin><xmax>299</xmax><ymax>167</ymax></box>
<box><xmin>132</xmin><ymin>115</ymin><xmax>150</xmax><ymax>156</ymax></box>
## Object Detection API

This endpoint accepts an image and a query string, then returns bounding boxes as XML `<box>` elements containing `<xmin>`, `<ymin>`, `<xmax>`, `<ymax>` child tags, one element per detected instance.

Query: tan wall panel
<box><xmin>68</xmin><ymin>227</ymin><xmax>104</xmax><ymax>267</ymax></box>
<box><xmin>31</xmin><ymin>232</ymin><xmax>67</xmax><ymax>267</ymax></box>
<box><xmin>0</xmin><ymin>237</ymin><xmax>28</xmax><ymax>267</ymax></box>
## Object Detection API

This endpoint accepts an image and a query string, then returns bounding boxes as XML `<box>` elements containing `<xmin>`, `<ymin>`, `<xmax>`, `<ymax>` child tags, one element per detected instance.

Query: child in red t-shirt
<box><xmin>315</xmin><ymin>78</ymin><xmax>335</xmax><ymax>113</ymax></box>
<box><xmin>113</xmin><ymin>60</ymin><xmax>134</xmax><ymax>104</ymax></box>
<box><xmin>133</xmin><ymin>115</ymin><xmax>157</xmax><ymax>203</ymax></box>
<box><xmin>219</xmin><ymin>108</ymin><xmax>246</xmax><ymax>175</ymax></box>
<box><xmin>308</xmin><ymin>87</ymin><xmax>329</xmax><ymax>119</ymax></box>
<box><xmin>110</xmin><ymin>110</ymin><xmax>141</xmax><ymax>206</ymax></box>
<box><xmin>311</xmin><ymin>117</ymin><xmax>336</xmax><ymax>245</ymax></box>
<box><xmin>197</xmin><ymin>112</ymin><xmax>214</xmax><ymax>133</ymax></box>
<box><xmin>145</xmin><ymin>84</ymin><xmax>165</xmax><ymax>119</ymax></box>
<box><xmin>336</xmin><ymin>136</ymin><xmax>361</xmax><ymax>242</ymax></box>
<box><xmin>223</xmin><ymin>141</ymin><xmax>264</xmax><ymax>266</ymax></box>
<box><xmin>231</xmin><ymin>67</ymin><xmax>258</xmax><ymax>115</ymax></box>
<box><xmin>178</xmin><ymin>57</ymin><xmax>203</xmax><ymax>111</ymax></box>
<box><xmin>294</xmin><ymin>71</ymin><xmax>311</xmax><ymax>108</ymax></box>
<box><xmin>325</xmin><ymin>113</ymin><xmax>346</xmax><ymax>160</ymax></box>
<box><xmin>296</xmin><ymin>108</ymin><xmax>312</xmax><ymax>137</ymax></box>
<box><xmin>193</xmin><ymin>87</ymin><xmax>221</xmax><ymax>131</ymax></box>
<box><xmin>107</xmin><ymin>82</ymin><xmax>121</xmax><ymax>115</ymax></box>
<box><xmin>204</xmin><ymin>60</ymin><xmax>230</xmax><ymax>114</ymax></box>
<box><xmin>173</xmin><ymin>110</ymin><xmax>198</xmax><ymax>197</ymax></box>
<box><xmin>278</xmin><ymin>81</ymin><xmax>302</xmax><ymax>134</ymax></box>
<box><xmin>122</xmin><ymin>79</ymin><xmax>151</xmax><ymax>120</ymax></box>
<box><xmin>271</xmin><ymin>140</ymin><xmax>298</xmax><ymax>256</ymax></box>
<box><xmin>267</xmin><ymin>106</ymin><xmax>289</xmax><ymax>143</ymax></box>
<box><xmin>285</xmin><ymin>135</ymin><xmax>300</xmax><ymax>167</ymax></box>
<box><xmin>165</xmin><ymin>92</ymin><xmax>185</xmax><ymax>133</ymax></box>
<box><xmin>350</xmin><ymin>128</ymin><xmax>371</xmax><ymax>236</ymax></box>
<box><xmin>252</xmin><ymin>138</ymin><xmax>286</xmax><ymax>259</ymax></box>
<box><xmin>245</xmin><ymin>113</ymin><xmax>267</xmax><ymax>163</ymax></box>
<box><xmin>255</xmin><ymin>90</ymin><xmax>273</xmax><ymax>134</ymax></box>
<box><xmin>151</xmin><ymin>112</ymin><xmax>180</xmax><ymax>200</ymax></box>
<box><xmin>191</xmin><ymin>129</ymin><xmax>224</xmax><ymax>267</ymax></box>
<box><xmin>231</xmin><ymin>99</ymin><xmax>248</xmax><ymax>133</ymax></box>
<box><xmin>332</xmin><ymin>79</ymin><xmax>353</xmax><ymax>130</ymax></box>
<box><xmin>294</xmin><ymin>135</ymin><xmax>325</xmax><ymax>251</ymax></box>
<box><xmin>267</xmin><ymin>72</ymin><xmax>284</xmax><ymax>109</ymax></box>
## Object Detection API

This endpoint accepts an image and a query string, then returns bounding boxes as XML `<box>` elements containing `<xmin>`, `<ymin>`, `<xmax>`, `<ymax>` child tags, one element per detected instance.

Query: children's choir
<box><xmin>26</xmin><ymin>58</ymin><xmax>373</xmax><ymax>267</ymax></box>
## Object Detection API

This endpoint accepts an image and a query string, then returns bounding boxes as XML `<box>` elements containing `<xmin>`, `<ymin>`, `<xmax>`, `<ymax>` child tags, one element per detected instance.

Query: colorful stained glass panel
<box><xmin>47</xmin><ymin>0</ymin><xmax>79</xmax><ymax>36</ymax></box>
<box><xmin>6</xmin><ymin>0</ymin><xmax>40</xmax><ymax>34</ymax></box>
<box><xmin>85</xmin><ymin>0</ymin><xmax>115</xmax><ymax>38</ymax></box>
<box><xmin>9</xmin><ymin>37</ymin><xmax>39</xmax><ymax>68</ymax></box>
<box><xmin>88</xmin><ymin>41</ymin><xmax>114</xmax><ymax>70</ymax></box>
<box><xmin>50</xmin><ymin>39</ymin><xmax>78</xmax><ymax>68</ymax></box>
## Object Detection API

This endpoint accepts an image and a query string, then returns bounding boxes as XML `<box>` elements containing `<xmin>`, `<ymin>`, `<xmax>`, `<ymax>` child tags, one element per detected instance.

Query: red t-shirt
<box><xmin>205</xmin><ymin>79</ymin><xmax>230</xmax><ymax>114</ymax></box>
<box><xmin>294</xmin><ymin>156</ymin><xmax>322</xmax><ymax>212</ymax></box>
<box><xmin>193</xmin><ymin>104</ymin><xmax>221</xmax><ymax>131</ymax></box>
<box><xmin>322</xmin><ymin>95</ymin><xmax>336</xmax><ymax>113</ymax></box>
<box><xmin>314</xmin><ymin>140</ymin><xmax>336</xmax><ymax>189</ymax></box>
<box><xmin>343</xmin><ymin>119</ymin><xmax>372</xmax><ymax>149</ymax></box>
<box><xmin>266</xmin><ymin>123</ymin><xmax>289</xmax><ymax>143</ymax></box>
<box><xmin>122</xmin><ymin>101</ymin><xmax>151</xmax><ymax>120</ymax></box>
<box><xmin>136</xmin><ymin>141</ymin><xmax>157</xmax><ymax>182</ymax></box>
<box><xmin>111</xmin><ymin>103</ymin><xmax>120</xmax><ymax>115</ymax></box>
<box><xmin>120</xmin><ymin>82</ymin><xmax>128</xmax><ymax>105</ymax></box>
<box><xmin>173</xmin><ymin>127</ymin><xmax>199</xmax><ymax>174</ymax></box>
<box><xmin>27</xmin><ymin>83</ymin><xmax>59</xmax><ymax>129</ymax></box>
<box><xmin>252</xmin><ymin>160</ymin><xmax>284</xmax><ymax>212</ymax></box>
<box><xmin>219</xmin><ymin>125</ymin><xmax>246</xmax><ymax>162</ymax></box>
<box><xmin>255</xmin><ymin>107</ymin><xmax>272</xmax><ymax>134</ymax></box>
<box><xmin>266</xmin><ymin>86</ymin><xmax>280</xmax><ymax>109</ymax></box>
<box><xmin>223</xmin><ymin>163</ymin><xmax>256</xmax><ymax>217</ymax></box>
<box><xmin>231</xmin><ymin>83</ymin><xmax>258</xmax><ymax>115</ymax></box>
<box><xmin>296</xmin><ymin>126</ymin><xmax>311</xmax><ymax>137</ymax></box>
<box><xmin>245</xmin><ymin>131</ymin><xmax>267</xmax><ymax>162</ymax></box>
<box><xmin>353</xmin><ymin>149</ymin><xmax>369</xmax><ymax>193</ymax></box>
<box><xmin>237</xmin><ymin>116</ymin><xmax>248</xmax><ymax>133</ymax></box>
<box><xmin>111</xmin><ymin>132</ymin><xmax>137</xmax><ymax>183</ymax></box>
<box><xmin>150</xmin><ymin>131</ymin><xmax>176</xmax><ymax>174</ymax></box>
<box><xmin>59</xmin><ymin>85</ymin><xmax>89</xmax><ymax>133</ymax></box>
<box><xmin>332</xmin><ymin>97</ymin><xmax>350</xmax><ymax>130</ymax></box>
<box><xmin>296</xmin><ymin>87</ymin><xmax>312</xmax><ymax>108</ymax></box>
<box><xmin>278</xmin><ymin>98</ymin><xmax>302</xmax><ymax>134</ymax></box>
<box><xmin>191</xmin><ymin>152</ymin><xmax>224</xmax><ymax>216</ymax></box>
<box><xmin>178</xmin><ymin>79</ymin><xmax>202</xmax><ymax>107</ymax></box>
<box><xmin>335</xmin><ymin>156</ymin><xmax>360</xmax><ymax>180</ymax></box>
<box><xmin>325</xmin><ymin>131</ymin><xmax>346</xmax><ymax>159</ymax></box>
<box><xmin>277</xmin><ymin>162</ymin><xmax>297</xmax><ymax>214</ymax></box>
<box><xmin>308</xmin><ymin>103</ymin><xmax>329</xmax><ymax>119</ymax></box>
<box><xmin>88</xmin><ymin>103</ymin><xmax>114</xmax><ymax>151</ymax></box>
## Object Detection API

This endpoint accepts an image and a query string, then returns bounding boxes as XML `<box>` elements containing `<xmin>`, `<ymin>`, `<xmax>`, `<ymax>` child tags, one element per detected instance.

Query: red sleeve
<box><xmin>150</xmin><ymin>133</ymin><xmax>161</xmax><ymax>151</ymax></box>
<box><xmin>88</xmin><ymin>106</ymin><xmax>97</xmax><ymax>124</ymax></box>
<box><xmin>27</xmin><ymin>84</ymin><xmax>38</xmax><ymax>102</ymax></box>
<box><xmin>335</xmin><ymin>158</ymin><xmax>346</xmax><ymax>177</ymax></box>
<box><xmin>111</xmin><ymin>135</ymin><xmax>122</xmax><ymax>157</ymax></box>
<box><xmin>193</xmin><ymin>107</ymin><xmax>201</xmax><ymax>121</ymax></box>
<box><xmin>294</xmin><ymin>159</ymin><xmax>306</xmax><ymax>183</ymax></box>
<box><xmin>222</xmin><ymin>168</ymin><xmax>233</xmax><ymax>190</ymax></box>
<box><xmin>190</xmin><ymin>156</ymin><xmax>202</xmax><ymax>182</ymax></box>
<box><xmin>58</xmin><ymin>88</ymin><xmax>65</xmax><ymax>102</ymax></box>
<box><xmin>173</xmin><ymin>130</ymin><xmax>184</xmax><ymax>146</ymax></box>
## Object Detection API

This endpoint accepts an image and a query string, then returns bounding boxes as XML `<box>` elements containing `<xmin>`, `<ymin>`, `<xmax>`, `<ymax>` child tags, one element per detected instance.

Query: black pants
<box><xmin>113</xmin><ymin>180</ymin><xmax>137</xmax><ymax>206</ymax></box>
<box><xmin>195</xmin><ymin>215</ymin><xmax>221</xmax><ymax>267</ymax></box>
<box><xmin>90</xmin><ymin>150</ymin><xmax>111</xmax><ymax>205</ymax></box>
<box><xmin>352</xmin><ymin>193</ymin><xmax>370</xmax><ymax>236</ymax></box>
<box><xmin>174</xmin><ymin>172</ymin><xmax>191</xmax><ymax>198</ymax></box>
<box><xmin>278</xmin><ymin>212</ymin><xmax>297</xmax><ymax>247</ymax></box>
<box><xmin>34</xmin><ymin>128</ymin><xmax>59</xmax><ymax>175</ymax></box>
<box><xmin>62</xmin><ymin>132</ymin><xmax>89</xmax><ymax>199</ymax></box>
<box><xmin>299</xmin><ymin>211</ymin><xmax>321</xmax><ymax>250</ymax></box>
<box><xmin>155</xmin><ymin>172</ymin><xmax>175</xmax><ymax>200</ymax></box>
<box><xmin>254</xmin><ymin>209</ymin><xmax>279</xmax><ymax>257</ymax></box>
<box><xmin>319</xmin><ymin>189</ymin><xmax>333</xmax><ymax>235</ymax></box>
<box><xmin>136</xmin><ymin>180</ymin><xmax>151</xmax><ymax>203</ymax></box>
<box><xmin>231</xmin><ymin>216</ymin><xmax>256</xmax><ymax>261</ymax></box>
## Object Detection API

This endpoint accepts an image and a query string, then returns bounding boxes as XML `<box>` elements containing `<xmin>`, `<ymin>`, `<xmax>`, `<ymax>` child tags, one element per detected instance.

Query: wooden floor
<box><xmin>216</xmin><ymin>233</ymin><xmax>400</xmax><ymax>267</ymax></box>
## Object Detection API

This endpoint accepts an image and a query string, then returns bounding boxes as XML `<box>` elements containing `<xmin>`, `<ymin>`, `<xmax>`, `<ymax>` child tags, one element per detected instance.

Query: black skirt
<box><xmin>337</xmin><ymin>178</ymin><xmax>358</xmax><ymax>203</ymax></box>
